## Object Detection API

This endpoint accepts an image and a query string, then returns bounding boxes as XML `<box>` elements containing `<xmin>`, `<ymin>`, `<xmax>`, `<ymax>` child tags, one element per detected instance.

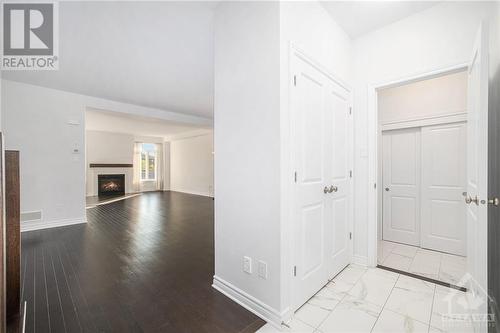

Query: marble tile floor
<box><xmin>377</xmin><ymin>240</ymin><xmax>467</xmax><ymax>287</ymax></box>
<box><xmin>257</xmin><ymin>265</ymin><xmax>474</xmax><ymax>333</ymax></box>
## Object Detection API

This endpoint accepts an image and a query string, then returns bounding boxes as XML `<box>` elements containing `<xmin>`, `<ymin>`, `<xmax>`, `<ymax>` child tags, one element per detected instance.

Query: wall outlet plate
<box><xmin>258</xmin><ymin>260</ymin><xmax>267</xmax><ymax>279</ymax></box>
<box><xmin>243</xmin><ymin>256</ymin><xmax>252</xmax><ymax>274</ymax></box>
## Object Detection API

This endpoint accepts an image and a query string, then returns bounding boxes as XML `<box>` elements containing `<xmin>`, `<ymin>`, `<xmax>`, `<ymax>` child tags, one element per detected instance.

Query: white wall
<box><xmin>214</xmin><ymin>0</ymin><xmax>282</xmax><ymax>319</ymax></box>
<box><xmin>2</xmin><ymin>80</ymin><xmax>86</xmax><ymax>230</ymax></box>
<box><xmin>85</xmin><ymin>131</ymin><xmax>165</xmax><ymax>196</ymax></box>
<box><xmin>352</xmin><ymin>2</ymin><xmax>498</xmax><ymax>263</ymax></box>
<box><xmin>378</xmin><ymin>70</ymin><xmax>468</xmax><ymax>124</ymax></box>
<box><xmin>86</xmin><ymin>130</ymin><xmax>133</xmax><ymax>196</ymax></box>
<box><xmin>214</xmin><ymin>1</ymin><xmax>353</xmax><ymax>323</ymax></box>
<box><xmin>169</xmin><ymin>133</ymin><xmax>213</xmax><ymax>197</ymax></box>
<box><xmin>2</xmin><ymin>79</ymin><xmax>210</xmax><ymax>231</ymax></box>
<box><xmin>86</xmin><ymin>130</ymin><xmax>134</xmax><ymax>165</ymax></box>
<box><xmin>280</xmin><ymin>2</ymin><xmax>352</xmax><ymax>83</ymax></box>
<box><xmin>163</xmin><ymin>141</ymin><xmax>171</xmax><ymax>191</ymax></box>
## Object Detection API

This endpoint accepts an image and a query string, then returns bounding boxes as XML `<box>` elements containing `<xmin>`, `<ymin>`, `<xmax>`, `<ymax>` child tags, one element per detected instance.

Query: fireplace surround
<box><xmin>98</xmin><ymin>174</ymin><xmax>125</xmax><ymax>196</ymax></box>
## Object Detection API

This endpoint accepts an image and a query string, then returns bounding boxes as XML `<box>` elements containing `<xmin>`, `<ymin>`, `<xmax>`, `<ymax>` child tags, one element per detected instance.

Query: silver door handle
<box><xmin>488</xmin><ymin>198</ymin><xmax>500</xmax><ymax>206</ymax></box>
<box><xmin>324</xmin><ymin>186</ymin><xmax>329</xmax><ymax>194</ymax></box>
<box><xmin>329</xmin><ymin>186</ymin><xmax>338</xmax><ymax>193</ymax></box>
<box><xmin>465</xmin><ymin>195</ymin><xmax>479</xmax><ymax>205</ymax></box>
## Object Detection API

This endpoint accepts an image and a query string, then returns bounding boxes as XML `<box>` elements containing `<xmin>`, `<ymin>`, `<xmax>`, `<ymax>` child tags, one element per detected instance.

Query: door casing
<box><xmin>367</xmin><ymin>63</ymin><xmax>469</xmax><ymax>268</ymax></box>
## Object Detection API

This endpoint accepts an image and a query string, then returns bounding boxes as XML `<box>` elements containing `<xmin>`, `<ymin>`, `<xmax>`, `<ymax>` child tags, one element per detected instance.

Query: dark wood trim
<box><xmin>5</xmin><ymin>151</ymin><xmax>20</xmax><ymax>322</ymax></box>
<box><xmin>0</xmin><ymin>134</ymin><xmax>5</xmax><ymax>333</ymax></box>
<box><xmin>6</xmin><ymin>302</ymin><xmax>24</xmax><ymax>333</ymax></box>
<box><xmin>377</xmin><ymin>264</ymin><xmax>467</xmax><ymax>292</ymax></box>
<box><xmin>89</xmin><ymin>163</ymin><xmax>133</xmax><ymax>168</ymax></box>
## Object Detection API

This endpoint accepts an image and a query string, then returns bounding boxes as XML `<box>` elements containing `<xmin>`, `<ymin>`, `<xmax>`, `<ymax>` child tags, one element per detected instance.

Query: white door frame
<box><xmin>288</xmin><ymin>43</ymin><xmax>354</xmax><ymax>310</ymax></box>
<box><xmin>366</xmin><ymin>63</ymin><xmax>468</xmax><ymax>267</ymax></box>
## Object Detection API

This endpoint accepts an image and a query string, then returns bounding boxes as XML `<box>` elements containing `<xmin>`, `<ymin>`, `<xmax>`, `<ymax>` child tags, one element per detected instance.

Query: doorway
<box><xmin>376</xmin><ymin>70</ymin><xmax>469</xmax><ymax>287</ymax></box>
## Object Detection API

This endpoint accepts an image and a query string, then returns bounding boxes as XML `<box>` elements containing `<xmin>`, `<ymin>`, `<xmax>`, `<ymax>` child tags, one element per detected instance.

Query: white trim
<box><xmin>212</xmin><ymin>275</ymin><xmax>289</xmax><ymax>329</ymax></box>
<box><xmin>169</xmin><ymin>189</ymin><xmax>213</xmax><ymax>198</ymax></box>
<box><xmin>1</xmin><ymin>79</ymin><xmax>212</xmax><ymax>127</ymax></box>
<box><xmin>22</xmin><ymin>301</ymin><xmax>26</xmax><ymax>333</ymax></box>
<box><xmin>289</xmin><ymin>42</ymin><xmax>352</xmax><ymax>92</ymax></box>
<box><xmin>84</xmin><ymin>95</ymin><xmax>212</xmax><ymax>127</ymax></box>
<box><xmin>21</xmin><ymin>217</ymin><xmax>87</xmax><ymax>232</ymax></box>
<box><xmin>381</xmin><ymin>112</ymin><xmax>467</xmax><ymax>131</ymax></box>
<box><xmin>367</xmin><ymin>62</ymin><xmax>469</xmax><ymax>268</ymax></box>
<box><xmin>164</xmin><ymin>129</ymin><xmax>213</xmax><ymax>142</ymax></box>
<box><xmin>351</xmin><ymin>255</ymin><xmax>369</xmax><ymax>267</ymax></box>
<box><xmin>373</xmin><ymin>64</ymin><xmax>468</xmax><ymax>91</ymax></box>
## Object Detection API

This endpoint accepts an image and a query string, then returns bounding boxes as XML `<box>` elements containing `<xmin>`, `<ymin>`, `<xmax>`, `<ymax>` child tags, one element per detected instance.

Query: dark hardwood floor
<box><xmin>20</xmin><ymin>191</ymin><xmax>265</xmax><ymax>333</ymax></box>
<box><xmin>85</xmin><ymin>193</ymin><xmax>141</xmax><ymax>208</ymax></box>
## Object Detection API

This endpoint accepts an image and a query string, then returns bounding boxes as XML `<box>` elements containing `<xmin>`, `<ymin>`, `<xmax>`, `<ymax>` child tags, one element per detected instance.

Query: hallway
<box><xmin>259</xmin><ymin>265</ymin><xmax>473</xmax><ymax>333</ymax></box>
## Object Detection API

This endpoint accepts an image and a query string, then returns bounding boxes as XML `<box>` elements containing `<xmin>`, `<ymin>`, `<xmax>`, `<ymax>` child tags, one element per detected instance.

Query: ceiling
<box><xmin>321</xmin><ymin>1</ymin><xmax>439</xmax><ymax>38</ymax></box>
<box><xmin>4</xmin><ymin>1</ymin><xmax>217</xmax><ymax>119</ymax></box>
<box><xmin>4</xmin><ymin>1</ymin><xmax>440</xmax><ymax>120</ymax></box>
<box><xmin>85</xmin><ymin>108</ymin><xmax>208</xmax><ymax>139</ymax></box>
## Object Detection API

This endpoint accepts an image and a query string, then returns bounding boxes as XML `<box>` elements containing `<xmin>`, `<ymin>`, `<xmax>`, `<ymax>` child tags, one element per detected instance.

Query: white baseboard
<box><xmin>352</xmin><ymin>255</ymin><xmax>369</xmax><ymax>267</ymax></box>
<box><xmin>169</xmin><ymin>189</ymin><xmax>213</xmax><ymax>198</ymax></box>
<box><xmin>212</xmin><ymin>275</ymin><xmax>286</xmax><ymax>329</ymax></box>
<box><xmin>21</xmin><ymin>217</ymin><xmax>87</xmax><ymax>232</ymax></box>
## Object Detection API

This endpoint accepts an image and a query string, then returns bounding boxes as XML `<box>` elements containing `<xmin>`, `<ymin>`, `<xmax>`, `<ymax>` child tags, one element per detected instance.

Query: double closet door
<box><xmin>382</xmin><ymin>122</ymin><xmax>466</xmax><ymax>256</ymax></box>
<box><xmin>291</xmin><ymin>52</ymin><xmax>353</xmax><ymax>310</ymax></box>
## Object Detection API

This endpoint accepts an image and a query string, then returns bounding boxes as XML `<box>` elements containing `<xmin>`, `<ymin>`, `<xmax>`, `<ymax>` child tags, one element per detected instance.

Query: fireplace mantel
<box><xmin>89</xmin><ymin>163</ymin><xmax>133</xmax><ymax>168</ymax></box>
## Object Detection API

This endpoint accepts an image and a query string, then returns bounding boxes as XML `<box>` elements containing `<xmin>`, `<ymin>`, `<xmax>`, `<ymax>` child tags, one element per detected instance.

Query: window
<box><xmin>140</xmin><ymin>143</ymin><xmax>156</xmax><ymax>181</ymax></box>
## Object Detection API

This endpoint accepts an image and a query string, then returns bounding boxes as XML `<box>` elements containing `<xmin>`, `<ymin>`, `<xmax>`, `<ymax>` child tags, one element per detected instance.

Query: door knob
<box><xmin>488</xmin><ymin>198</ymin><xmax>500</xmax><ymax>206</ymax></box>
<box><xmin>324</xmin><ymin>186</ymin><xmax>329</xmax><ymax>194</ymax></box>
<box><xmin>329</xmin><ymin>185</ymin><xmax>338</xmax><ymax>193</ymax></box>
<box><xmin>385</xmin><ymin>187</ymin><xmax>390</xmax><ymax>192</ymax></box>
<box><xmin>465</xmin><ymin>195</ymin><xmax>479</xmax><ymax>205</ymax></box>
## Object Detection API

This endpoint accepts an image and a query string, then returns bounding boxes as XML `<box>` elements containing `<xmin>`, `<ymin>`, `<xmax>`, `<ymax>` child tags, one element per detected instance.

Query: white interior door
<box><xmin>466</xmin><ymin>23</ymin><xmax>488</xmax><ymax>316</ymax></box>
<box><xmin>382</xmin><ymin>128</ymin><xmax>421</xmax><ymax>246</ymax></box>
<box><xmin>421</xmin><ymin>122</ymin><xmax>466</xmax><ymax>256</ymax></box>
<box><xmin>325</xmin><ymin>79</ymin><xmax>353</xmax><ymax>278</ymax></box>
<box><xmin>292</xmin><ymin>53</ymin><xmax>352</xmax><ymax>310</ymax></box>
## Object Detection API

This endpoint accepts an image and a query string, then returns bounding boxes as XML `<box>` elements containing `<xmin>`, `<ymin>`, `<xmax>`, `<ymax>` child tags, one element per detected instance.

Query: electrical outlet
<box><xmin>243</xmin><ymin>256</ymin><xmax>252</xmax><ymax>274</ymax></box>
<box><xmin>258</xmin><ymin>261</ymin><xmax>267</xmax><ymax>279</ymax></box>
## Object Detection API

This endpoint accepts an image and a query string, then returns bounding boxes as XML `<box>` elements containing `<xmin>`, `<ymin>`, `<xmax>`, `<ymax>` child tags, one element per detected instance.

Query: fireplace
<box><xmin>98</xmin><ymin>174</ymin><xmax>125</xmax><ymax>196</ymax></box>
